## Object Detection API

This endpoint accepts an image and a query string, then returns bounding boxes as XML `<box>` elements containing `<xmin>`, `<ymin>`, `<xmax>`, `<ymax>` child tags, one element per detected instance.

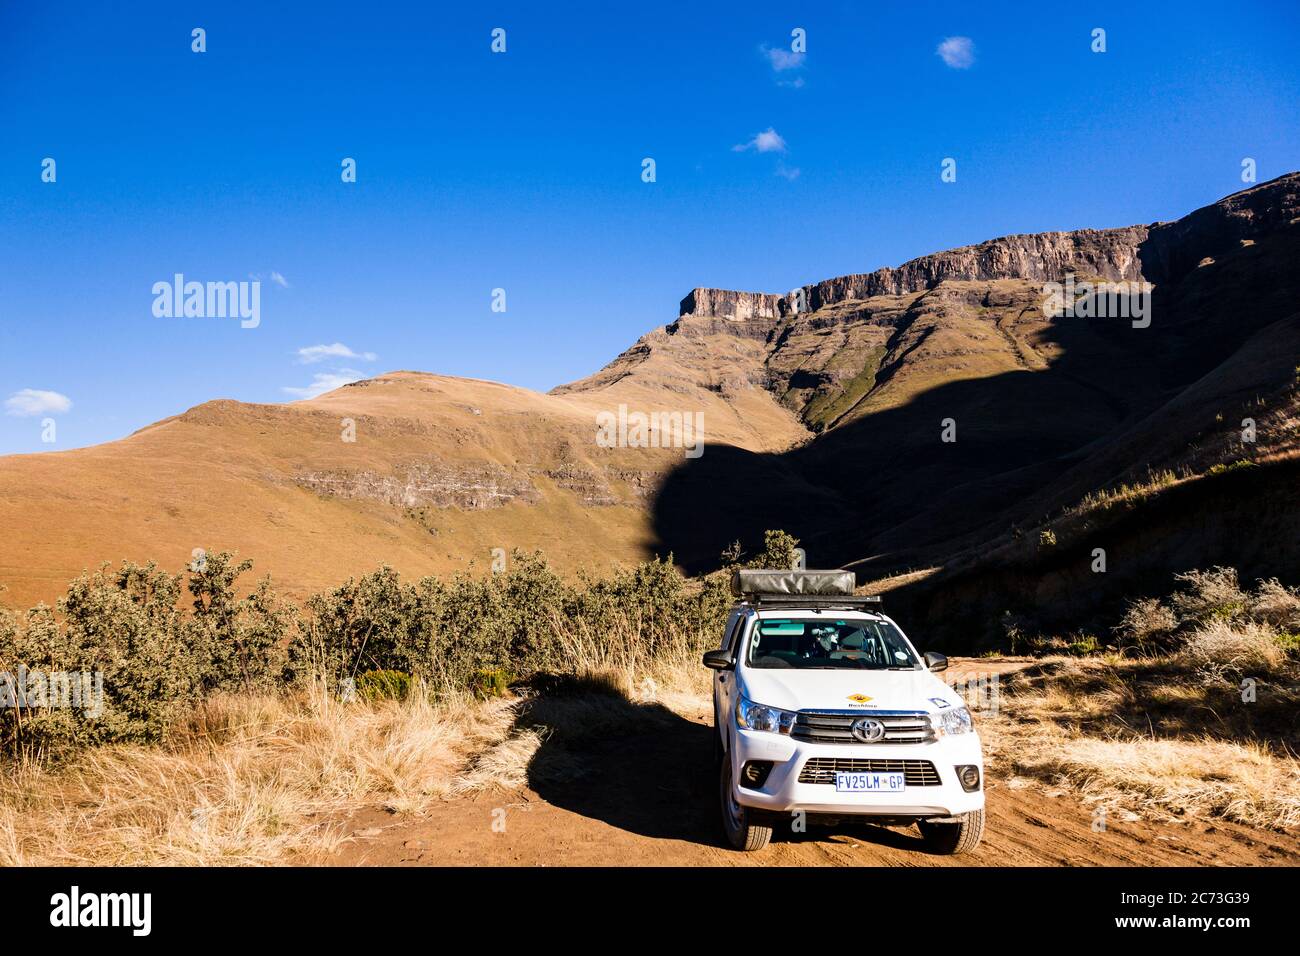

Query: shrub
<box><xmin>1249</xmin><ymin>579</ymin><xmax>1300</xmax><ymax>631</ymax></box>
<box><xmin>356</xmin><ymin>669</ymin><xmax>413</xmax><ymax>702</ymax></box>
<box><xmin>750</xmin><ymin>530</ymin><xmax>802</xmax><ymax>570</ymax></box>
<box><xmin>2</xmin><ymin>556</ymin><xmax>293</xmax><ymax>760</ymax></box>
<box><xmin>1</xmin><ymin>562</ymin><xmax>200</xmax><ymax>757</ymax></box>
<box><xmin>1000</xmin><ymin>610</ymin><xmax>1036</xmax><ymax>655</ymax></box>
<box><xmin>1207</xmin><ymin>459</ymin><xmax>1257</xmax><ymax>475</ymax></box>
<box><xmin>1170</xmin><ymin>567</ymin><xmax>1248</xmax><ymax>624</ymax></box>
<box><xmin>187</xmin><ymin>553</ymin><xmax>292</xmax><ymax>693</ymax></box>
<box><xmin>1066</xmin><ymin>633</ymin><xmax>1101</xmax><ymax>656</ymax></box>
<box><xmin>1115</xmin><ymin>597</ymin><xmax>1180</xmax><ymax>649</ymax></box>
<box><xmin>718</xmin><ymin>529</ymin><xmax>802</xmax><ymax>570</ymax></box>
<box><xmin>468</xmin><ymin>668</ymin><xmax>512</xmax><ymax>699</ymax></box>
<box><xmin>288</xmin><ymin>566</ymin><xmax>418</xmax><ymax>687</ymax></box>
<box><xmin>1182</xmin><ymin>620</ymin><xmax>1287</xmax><ymax>676</ymax></box>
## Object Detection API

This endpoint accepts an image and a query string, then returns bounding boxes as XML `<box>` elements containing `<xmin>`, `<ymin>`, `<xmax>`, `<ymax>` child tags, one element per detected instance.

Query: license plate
<box><xmin>835</xmin><ymin>771</ymin><xmax>906</xmax><ymax>793</ymax></box>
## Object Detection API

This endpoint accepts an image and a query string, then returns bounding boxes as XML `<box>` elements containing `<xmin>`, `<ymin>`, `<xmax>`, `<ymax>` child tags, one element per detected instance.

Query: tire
<box><xmin>720</xmin><ymin>754</ymin><xmax>772</xmax><ymax>851</ymax></box>
<box><xmin>918</xmin><ymin>808</ymin><xmax>985</xmax><ymax>855</ymax></box>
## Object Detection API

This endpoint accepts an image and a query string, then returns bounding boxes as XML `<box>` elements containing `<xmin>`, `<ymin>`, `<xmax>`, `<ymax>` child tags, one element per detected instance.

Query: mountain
<box><xmin>2</xmin><ymin>174</ymin><xmax>1297</xmax><ymax>627</ymax></box>
<box><xmin>0</xmin><ymin>370</ymin><xmax>794</xmax><ymax>609</ymax></box>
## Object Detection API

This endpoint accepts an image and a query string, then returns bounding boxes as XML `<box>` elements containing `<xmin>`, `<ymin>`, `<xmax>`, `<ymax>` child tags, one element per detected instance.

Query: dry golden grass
<box><xmin>1015</xmin><ymin>735</ymin><xmax>1300</xmax><ymax>830</ymax></box>
<box><xmin>451</xmin><ymin>727</ymin><xmax>548</xmax><ymax>793</ymax></box>
<box><xmin>0</xmin><ymin>685</ymin><xmax>516</xmax><ymax>866</ymax></box>
<box><xmin>982</xmin><ymin>654</ymin><xmax>1300</xmax><ymax>830</ymax></box>
<box><xmin>549</xmin><ymin>609</ymin><xmax>712</xmax><ymax>700</ymax></box>
<box><xmin>1183</xmin><ymin>620</ymin><xmax>1288</xmax><ymax>674</ymax></box>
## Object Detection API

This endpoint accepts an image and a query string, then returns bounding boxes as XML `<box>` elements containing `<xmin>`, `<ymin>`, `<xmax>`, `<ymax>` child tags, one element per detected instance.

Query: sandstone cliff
<box><xmin>678</xmin><ymin>287</ymin><xmax>783</xmax><ymax>321</ymax></box>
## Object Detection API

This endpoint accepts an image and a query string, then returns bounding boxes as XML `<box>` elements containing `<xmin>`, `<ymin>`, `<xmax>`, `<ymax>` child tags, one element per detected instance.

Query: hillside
<box><xmin>0</xmin><ymin>370</ymin><xmax>798</xmax><ymax>608</ymax></box>
<box><xmin>2</xmin><ymin>173</ymin><xmax>1297</xmax><ymax>616</ymax></box>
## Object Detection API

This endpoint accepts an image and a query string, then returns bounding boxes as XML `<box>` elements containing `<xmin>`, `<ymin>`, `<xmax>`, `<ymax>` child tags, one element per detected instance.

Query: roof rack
<box><xmin>744</xmin><ymin>594</ymin><xmax>883</xmax><ymax>610</ymax></box>
<box><xmin>730</xmin><ymin>569</ymin><xmax>882</xmax><ymax>610</ymax></box>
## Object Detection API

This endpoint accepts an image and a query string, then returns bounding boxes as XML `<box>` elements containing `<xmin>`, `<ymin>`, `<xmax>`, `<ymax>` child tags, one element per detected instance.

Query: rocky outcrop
<box><xmin>664</xmin><ymin>312</ymin><xmax>775</xmax><ymax>341</ymax></box>
<box><xmin>679</xmin><ymin>287</ymin><xmax>782</xmax><ymax>321</ymax></box>
<box><xmin>292</xmin><ymin>460</ymin><xmax>539</xmax><ymax>510</ymax></box>
<box><xmin>687</xmin><ymin>173</ymin><xmax>1300</xmax><ymax>320</ymax></box>
<box><xmin>672</xmin><ymin>226</ymin><xmax>1154</xmax><ymax>325</ymax></box>
<box><xmin>780</xmin><ymin>226</ymin><xmax>1151</xmax><ymax>316</ymax></box>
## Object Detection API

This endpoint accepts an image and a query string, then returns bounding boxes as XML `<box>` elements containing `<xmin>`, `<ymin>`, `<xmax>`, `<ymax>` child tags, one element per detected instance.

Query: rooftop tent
<box><xmin>730</xmin><ymin>569</ymin><xmax>856</xmax><ymax>598</ymax></box>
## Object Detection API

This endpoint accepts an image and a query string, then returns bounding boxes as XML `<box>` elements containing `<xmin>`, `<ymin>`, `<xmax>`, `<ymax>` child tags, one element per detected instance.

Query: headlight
<box><xmin>935</xmin><ymin>705</ymin><xmax>973</xmax><ymax>736</ymax></box>
<box><xmin>736</xmin><ymin>696</ymin><xmax>796</xmax><ymax>734</ymax></box>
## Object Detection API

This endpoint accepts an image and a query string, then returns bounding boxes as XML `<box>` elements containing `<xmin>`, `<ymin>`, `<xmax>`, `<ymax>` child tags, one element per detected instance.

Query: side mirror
<box><xmin>924</xmin><ymin>651</ymin><xmax>948</xmax><ymax>673</ymax></box>
<box><xmin>702</xmin><ymin>649</ymin><xmax>735</xmax><ymax>671</ymax></box>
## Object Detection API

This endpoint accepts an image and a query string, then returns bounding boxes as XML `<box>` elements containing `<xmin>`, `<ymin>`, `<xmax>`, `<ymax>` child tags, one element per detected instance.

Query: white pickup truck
<box><xmin>703</xmin><ymin>569</ymin><xmax>985</xmax><ymax>853</ymax></box>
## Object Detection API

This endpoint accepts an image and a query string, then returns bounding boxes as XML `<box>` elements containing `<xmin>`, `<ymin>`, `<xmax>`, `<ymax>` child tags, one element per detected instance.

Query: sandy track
<box><xmin>335</xmin><ymin>665</ymin><xmax>1300</xmax><ymax>867</ymax></box>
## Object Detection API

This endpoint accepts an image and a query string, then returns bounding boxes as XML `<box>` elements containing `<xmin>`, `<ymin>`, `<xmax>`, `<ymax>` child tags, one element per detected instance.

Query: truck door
<box><xmin>715</xmin><ymin>611</ymin><xmax>745</xmax><ymax>744</ymax></box>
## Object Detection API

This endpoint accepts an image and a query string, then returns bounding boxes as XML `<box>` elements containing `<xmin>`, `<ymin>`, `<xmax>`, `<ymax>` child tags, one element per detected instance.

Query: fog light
<box><xmin>740</xmin><ymin>760</ymin><xmax>773</xmax><ymax>789</ymax></box>
<box><xmin>956</xmin><ymin>765</ymin><xmax>981</xmax><ymax>792</ymax></box>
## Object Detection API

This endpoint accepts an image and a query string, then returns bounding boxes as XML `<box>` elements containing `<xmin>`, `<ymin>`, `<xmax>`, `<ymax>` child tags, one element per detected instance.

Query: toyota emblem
<box><xmin>851</xmin><ymin>717</ymin><xmax>886</xmax><ymax>742</ymax></box>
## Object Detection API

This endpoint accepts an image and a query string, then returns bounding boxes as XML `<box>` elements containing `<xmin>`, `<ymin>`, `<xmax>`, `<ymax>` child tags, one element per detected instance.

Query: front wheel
<box><xmin>720</xmin><ymin>755</ymin><xmax>772</xmax><ymax>851</ymax></box>
<box><xmin>918</xmin><ymin>808</ymin><xmax>985</xmax><ymax>855</ymax></box>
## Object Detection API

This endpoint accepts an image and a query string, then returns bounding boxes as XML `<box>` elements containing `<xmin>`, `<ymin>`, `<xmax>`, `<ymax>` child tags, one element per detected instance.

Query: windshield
<box><xmin>745</xmin><ymin>616</ymin><xmax>920</xmax><ymax>670</ymax></box>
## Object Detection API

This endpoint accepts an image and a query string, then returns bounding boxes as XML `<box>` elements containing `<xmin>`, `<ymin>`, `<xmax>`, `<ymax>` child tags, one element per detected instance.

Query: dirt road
<box><xmin>335</xmin><ymin>662</ymin><xmax>1300</xmax><ymax>867</ymax></box>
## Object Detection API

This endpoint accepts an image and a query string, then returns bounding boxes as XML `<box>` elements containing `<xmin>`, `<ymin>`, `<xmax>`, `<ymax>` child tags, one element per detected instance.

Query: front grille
<box><xmin>798</xmin><ymin>758</ymin><xmax>942</xmax><ymax>787</ymax></box>
<box><xmin>791</xmin><ymin>710</ymin><xmax>935</xmax><ymax>745</ymax></box>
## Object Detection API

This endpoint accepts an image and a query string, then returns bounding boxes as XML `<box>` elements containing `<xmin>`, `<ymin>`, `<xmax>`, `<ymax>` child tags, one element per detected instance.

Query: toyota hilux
<box><xmin>703</xmin><ymin>569</ymin><xmax>985</xmax><ymax>853</ymax></box>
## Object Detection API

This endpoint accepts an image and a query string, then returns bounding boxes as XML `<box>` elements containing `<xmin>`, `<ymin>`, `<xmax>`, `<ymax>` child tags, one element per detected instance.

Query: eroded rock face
<box><xmin>664</xmin><ymin>312</ymin><xmax>775</xmax><ymax>341</ymax></box>
<box><xmin>293</xmin><ymin>460</ymin><xmax>540</xmax><ymax>510</ymax></box>
<box><xmin>678</xmin><ymin>287</ymin><xmax>783</xmax><ymax>321</ymax></box>
<box><xmin>779</xmin><ymin>227</ymin><xmax>1151</xmax><ymax>316</ymax></box>
<box><xmin>676</xmin><ymin>231</ymin><xmax>1155</xmax><ymax>326</ymax></box>
<box><xmin>541</xmin><ymin>463</ymin><xmax>619</xmax><ymax>506</ymax></box>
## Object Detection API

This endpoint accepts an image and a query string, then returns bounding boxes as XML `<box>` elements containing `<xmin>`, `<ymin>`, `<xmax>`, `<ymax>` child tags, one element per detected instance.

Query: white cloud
<box><xmin>936</xmin><ymin>36</ymin><xmax>975</xmax><ymax>69</ymax></box>
<box><xmin>733</xmin><ymin>128</ymin><xmax>788</xmax><ymax>154</ymax></box>
<box><xmin>282</xmin><ymin>370</ymin><xmax>364</xmax><ymax>400</ymax></box>
<box><xmin>4</xmin><ymin>388</ymin><xmax>72</xmax><ymax>417</ymax></box>
<box><xmin>761</xmin><ymin>45</ymin><xmax>805</xmax><ymax>72</ymax></box>
<box><xmin>296</xmin><ymin>342</ymin><xmax>377</xmax><ymax>364</ymax></box>
<box><xmin>776</xmin><ymin>162</ymin><xmax>801</xmax><ymax>181</ymax></box>
<box><xmin>270</xmin><ymin>271</ymin><xmax>290</xmax><ymax>288</ymax></box>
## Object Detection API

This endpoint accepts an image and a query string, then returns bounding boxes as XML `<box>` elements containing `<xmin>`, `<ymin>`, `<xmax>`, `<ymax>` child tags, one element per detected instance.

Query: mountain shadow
<box><xmin>649</xmin><ymin>179</ymin><xmax>1300</xmax><ymax>650</ymax></box>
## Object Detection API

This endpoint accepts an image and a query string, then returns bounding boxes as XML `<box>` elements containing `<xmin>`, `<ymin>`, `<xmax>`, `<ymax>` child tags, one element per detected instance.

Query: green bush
<box><xmin>356</xmin><ymin>669</ymin><xmax>413</xmax><ymax>702</ymax></box>
<box><xmin>1066</xmin><ymin>633</ymin><xmax>1102</xmax><ymax>656</ymax></box>
<box><xmin>1</xmin><ymin>562</ymin><xmax>199</xmax><ymax>757</ymax></box>
<box><xmin>2</xmin><ymin>554</ymin><xmax>291</xmax><ymax>760</ymax></box>
<box><xmin>467</xmin><ymin>667</ymin><xmax>513</xmax><ymax>699</ymax></box>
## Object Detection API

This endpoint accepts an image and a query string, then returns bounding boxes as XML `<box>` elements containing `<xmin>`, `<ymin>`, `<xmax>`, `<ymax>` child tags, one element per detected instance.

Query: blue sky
<box><xmin>2</xmin><ymin>0</ymin><xmax>1298</xmax><ymax>454</ymax></box>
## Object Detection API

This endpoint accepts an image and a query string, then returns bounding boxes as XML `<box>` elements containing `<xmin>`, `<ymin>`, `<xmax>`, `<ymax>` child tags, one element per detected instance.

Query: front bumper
<box><xmin>730</xmin><ymin>726</ymin><xmax>985</xmax><ymax>818</ymax></box>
